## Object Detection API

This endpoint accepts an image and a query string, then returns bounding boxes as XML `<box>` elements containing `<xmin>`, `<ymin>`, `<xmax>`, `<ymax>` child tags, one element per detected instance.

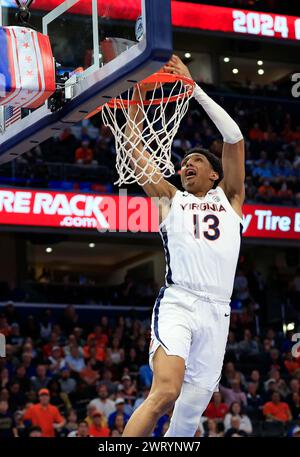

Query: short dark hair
<box><xmin>183</xmin><ymin>147</ymin><xmax>224</xmax><ymax>188</ymax></box>
<box><xmin>79</xmin><ymin>420</ymin><xmax>89</xmax><ymax>427</ymax></box>
<box><xmin>229</xmin><ymin>401</ymin><xmax>244</xmax><ymax>416</ymax></box>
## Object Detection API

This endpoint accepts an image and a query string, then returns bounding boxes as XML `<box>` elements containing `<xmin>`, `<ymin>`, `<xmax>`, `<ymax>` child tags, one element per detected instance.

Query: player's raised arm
<box><xmin>124</xmin><ymin>86</ymin><xmax>177</xmax><ymax>200</ymax></box>
<box><xmin>165</xmin><ymin>56</ymin><xmax>245</xmax><ymax>217</ymax></box>
<box><xmin>192</xmin><ymin>82</ymin><xmax>245</xmax><ymax>216</ymax></box>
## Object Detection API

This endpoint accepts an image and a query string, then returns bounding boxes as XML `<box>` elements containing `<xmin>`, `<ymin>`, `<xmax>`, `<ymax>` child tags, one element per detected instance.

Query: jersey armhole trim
<box><xmin>158</xmin><ymin>190</ymin><xmax>181</xmax><ymax>229</ymax></box>
<box><xmin>216</xmin><ymin>186</ymin><xmax>243</xmax><ymax>224</ymax></box>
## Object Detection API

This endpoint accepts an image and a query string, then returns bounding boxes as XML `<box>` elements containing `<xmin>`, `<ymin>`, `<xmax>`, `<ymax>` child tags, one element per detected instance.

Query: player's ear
<box><xmin>210</xmin><ymin>170</ymin><xmax>219</xmax><ymax>183</ymax></box>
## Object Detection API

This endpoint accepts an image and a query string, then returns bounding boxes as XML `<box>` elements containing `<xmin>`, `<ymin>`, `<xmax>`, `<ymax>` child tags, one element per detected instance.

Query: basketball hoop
<box><xmin>100</xmin><ymin>72</ymin><xmax>195</xmax><ymax>186</ymax></box>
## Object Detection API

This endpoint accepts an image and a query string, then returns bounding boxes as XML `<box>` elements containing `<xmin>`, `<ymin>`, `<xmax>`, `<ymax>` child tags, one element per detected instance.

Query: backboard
<box><xmin>0</xmin><ymin>0</ymin><xmax>173</xmax><ymax>163</ymax></box>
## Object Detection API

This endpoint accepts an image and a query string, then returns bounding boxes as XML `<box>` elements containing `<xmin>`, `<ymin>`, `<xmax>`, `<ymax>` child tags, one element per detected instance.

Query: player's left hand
<box><xmin>164</xmin><ymin>55</ymin><xmax>193</xmax><ymax>80</ymax></box>
<box><xmin>138</xmin><ymin>80</ymin><xmax>158</xmax><ymax>92</ymax></box>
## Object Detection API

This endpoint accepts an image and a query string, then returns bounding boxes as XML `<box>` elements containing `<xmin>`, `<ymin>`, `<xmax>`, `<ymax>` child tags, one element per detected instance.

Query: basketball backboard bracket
<box><xmin>0</xmin><ymin>0</ymin><xmax>173</xmax><ymax>163</ymax></box>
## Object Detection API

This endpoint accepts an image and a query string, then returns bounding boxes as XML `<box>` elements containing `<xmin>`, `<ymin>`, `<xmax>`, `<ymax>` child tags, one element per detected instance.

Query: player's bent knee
<box><xmin>161</xmin><ymin>386</ymin><xmax>181</xmax><ymax>406</ymax></box>
<box><xmin>148</xmin><ymin>385</ymin><xmax>180</xmax><ymax>415</ymax></box>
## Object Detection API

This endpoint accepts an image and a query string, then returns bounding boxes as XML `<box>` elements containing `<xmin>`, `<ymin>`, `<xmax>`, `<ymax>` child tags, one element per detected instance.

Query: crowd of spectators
<box><xmin>1</xmin><ymin>270</ymin><xmax>159</xmax><ymax>306</ymax></box>
<box><xmin>0</xmin><ymin>303</ymin><xmax>152</xmax><ymax>438</ymax></box>
<box><xmin>0</xmin><ymin>254</ymin><xmax>299</xmax><ymax>335</ymax></box>
<box><xmin>0</xmin><ymin>258</ymin><xmax>298</xmax><ymax>332</ymax></box>
<box><xmin>0</xmin><ymin>300</ymin><xmax>300</xmax><ymax>438</ymax></box>
<box><xmin>1</xmin><ymin>72</ymin><xmax>299</xmax><ymax>440</ymax></box>
<box><xmin>1</xmin><ymin>85</ymin><xmax>300</xmax><ymax>207</ymax></box>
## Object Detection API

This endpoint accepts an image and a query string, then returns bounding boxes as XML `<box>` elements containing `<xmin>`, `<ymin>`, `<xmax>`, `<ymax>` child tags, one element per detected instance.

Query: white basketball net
<box><xmin>101</xmin><ymin>75</ymin><xmax>195</xmax><ymax>186</ymax></box>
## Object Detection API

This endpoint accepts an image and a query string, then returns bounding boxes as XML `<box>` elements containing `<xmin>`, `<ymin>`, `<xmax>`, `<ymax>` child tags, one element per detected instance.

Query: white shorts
<box><xmin>149</xmin><ymin>285</ymin><xmax>231</xmax><ymax>392</ymax></box>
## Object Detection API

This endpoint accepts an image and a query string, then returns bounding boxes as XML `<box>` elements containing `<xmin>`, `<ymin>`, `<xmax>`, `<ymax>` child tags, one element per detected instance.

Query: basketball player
<box><xmin>123</xmin><ymin>55</ymin><xmax>244</xmax><ymax>437</ymax></box>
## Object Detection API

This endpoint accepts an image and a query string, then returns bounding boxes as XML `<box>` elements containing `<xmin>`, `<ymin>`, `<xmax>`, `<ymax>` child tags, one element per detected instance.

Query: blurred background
<box><xmin>0</xmin><ymin>0</ymin><xmax>300</xmax><ymax>438</ymax></box>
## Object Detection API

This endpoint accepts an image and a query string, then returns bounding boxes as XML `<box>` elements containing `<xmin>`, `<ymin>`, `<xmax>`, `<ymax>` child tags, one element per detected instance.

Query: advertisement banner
<box><xmin>4</xmin><ymin>1</ymin><xmax>300</xmax><ymax>42</ymax></box>
<box><xmin>0</xmin><ymin>188</ymin><xmax>299</xmax><ymax>239</ymax></box>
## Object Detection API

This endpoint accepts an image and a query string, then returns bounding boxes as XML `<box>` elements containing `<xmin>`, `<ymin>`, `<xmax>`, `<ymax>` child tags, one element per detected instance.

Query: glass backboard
<box><xmin>0</xmin><ymin>0</ymin><xmax>173</xmax><ymax>163</ymax></box>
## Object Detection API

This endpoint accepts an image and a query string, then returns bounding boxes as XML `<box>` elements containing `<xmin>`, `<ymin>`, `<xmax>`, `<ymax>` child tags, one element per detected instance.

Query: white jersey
<box><xmin>159</xmin><ymin>187</ymin><xmax>243</xmax><ymax>301</ymax></box>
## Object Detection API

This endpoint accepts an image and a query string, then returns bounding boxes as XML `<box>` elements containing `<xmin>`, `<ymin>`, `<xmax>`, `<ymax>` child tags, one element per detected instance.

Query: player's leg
<box><xmin>164</xmin><ymin>381</ymin><xmax>213</xmax><ymax>437</ymax></box>
<box><xmin>122</xmin><ymin>346</ymin><xmax>185</xmax><ymax>437</ymax></box>
<box><xmin>123</xmin><ymin>286</ymin><xmax>193</xmax><ymax>437</ymax></box>
<box><xmin>165</xmin><ymin>297</ymin><xmax>231</xmax><ymax>437</ymax></box>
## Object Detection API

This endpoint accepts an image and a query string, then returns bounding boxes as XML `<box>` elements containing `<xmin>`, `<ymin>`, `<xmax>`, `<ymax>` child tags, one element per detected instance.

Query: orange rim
<box><xmin>85</xmin><ymin>73</ymin><xmax>195</xmax><ymax>118</ymax></box>
<box><xmin>112</xmin><ymin>72</ymin><xmax>194</xmax><ymax>107</ymax></box>
<box><xmin>140</xmin><ymin>71</ymin><xmax>194</xmax><ymax>87</ymax></box>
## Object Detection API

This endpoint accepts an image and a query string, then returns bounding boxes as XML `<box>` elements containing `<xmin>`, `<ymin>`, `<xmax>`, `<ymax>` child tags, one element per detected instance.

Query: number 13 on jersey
<box><xmin>193</xmin><ymin>214</ymin><xmax>220</xmax><ymax>241</ymax></box>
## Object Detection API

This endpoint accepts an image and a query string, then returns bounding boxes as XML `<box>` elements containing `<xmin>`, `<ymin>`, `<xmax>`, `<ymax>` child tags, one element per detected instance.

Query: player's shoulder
<box><xmin>209</xmin><ymin>186</ymin><xmax>224</xmax><ymax>197</ymax></box>
<box><xmin>208</xmin><ymin>186</ymin><xmax>228</xmax><ymax>202</ymax></box>
<box><xmin>170</xmin><ymin>190</ymin><xmax>194</xmax><ymax>205</ymax></box>
<box><xmin>180</xmin><ymin>187</ymin><xmax>223</xmax><ymax>201</ymax></box>
<box><xmin>160</xmin><ymin>189</ymin><xmax>187</xmax><ymax>204</ymax></box>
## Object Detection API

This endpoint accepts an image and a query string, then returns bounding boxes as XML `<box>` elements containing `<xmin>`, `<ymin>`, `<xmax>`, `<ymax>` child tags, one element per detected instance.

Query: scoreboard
<box><xmin>232</xmin><ymin>9</ymin><xmax>300</xmax><ymax>40</ymax></box>
<box><xmin>2</xmin><ymin>1</ymin><xmax>300</xmax><ymax>43</ymax></box>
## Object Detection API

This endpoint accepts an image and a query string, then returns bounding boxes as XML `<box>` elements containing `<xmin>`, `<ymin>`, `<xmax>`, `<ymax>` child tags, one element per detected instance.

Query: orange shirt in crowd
<box><xmin>248</xmin><ymin>127</ymin><xmax>264</xmax><ymax>141</ymax></box>
<box><xmin>83</xmin><ymin>344</ymin><xmax>106</xmax><ymax>362</ymax></box>
<box><xmin>23</xmin><ymin>403</ymin><xmax>64</xmax><ymax>437</ymax></box>
<box><xmin>263</xmin><ymin>401</ymin><xmax>291</xmax><ymax>422</ymax></box>
<box><xmin>277</xmin><ymin>189</ymin><xmax>293</xmax><ymax>200</ymax></box>
<box><xmin>258</xmin><ymin>184</ymin><xmax>276</xmax><ymax>198</ymax></box>
<box><xmin>282</xmin><ymin>128</ymin><xmax>300</xmax><ymax>143</ymax></box>
<box><xmin>43</xmin><ymin>343</ymin><xmax>64</xmax><ymax>358</ymax></box>
<box><xmin>204</xmin><ymin>402</ymin><xmax>229</xmax><ymax>420</ymax></box>
<box><xmin>80</xmin><ymin>365</ymin><xmax>99</xmax><ymax>385</ymax></box>
<box><xmin>284</xmin><ymin>359</ymin><xmax>300</xmax><ymax>375</ymax></box>
<box><xmin>75</xmin><ymin>146</ymin><xmax>94</xmax><ymax>164</ymax></box>
<box><xmin>87</xmin><ymin>332</ymin><xmax>109</xmax><ymax>346</ymax></box>
<box><xmin>88</xmin><ymin>424</ymin><xmax>110</xmax><ymax>437</ymax></box>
